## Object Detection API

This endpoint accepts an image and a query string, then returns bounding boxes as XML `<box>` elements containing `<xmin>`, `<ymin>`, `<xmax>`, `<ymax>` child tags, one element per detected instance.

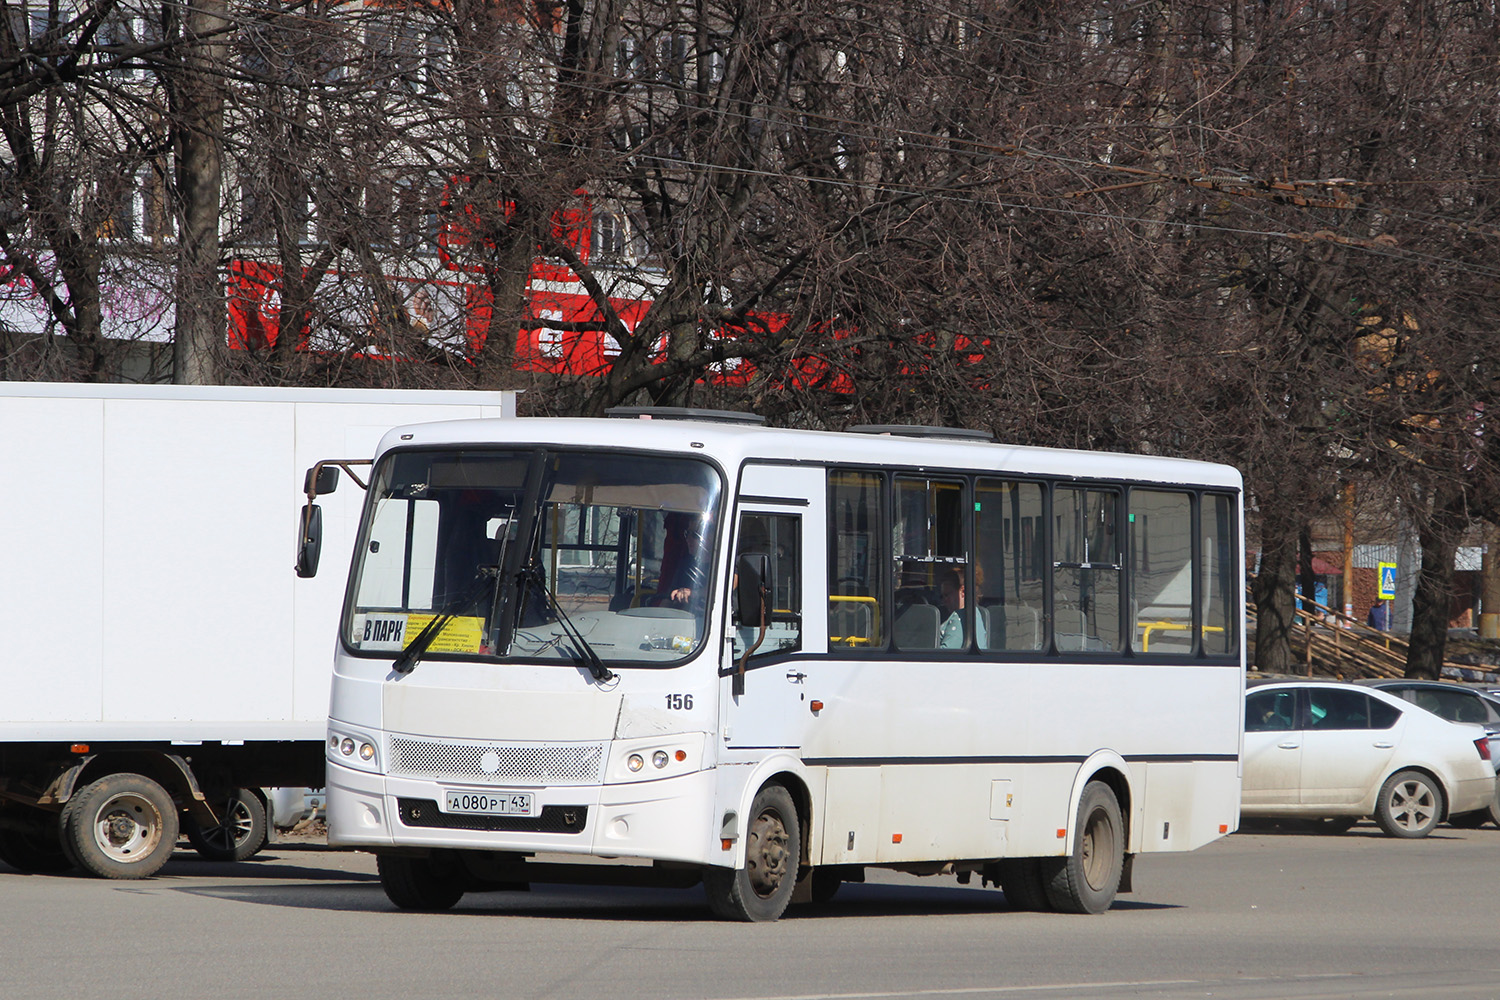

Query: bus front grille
<box><xmin>397</xmin><ymin>799</ymin><xmax>588</xmax><ymax>834</ymax></box>
<box><xmin>388</xmin><ymin>738</ymin><xmax>605</xmax><ymax>785</ymax></box>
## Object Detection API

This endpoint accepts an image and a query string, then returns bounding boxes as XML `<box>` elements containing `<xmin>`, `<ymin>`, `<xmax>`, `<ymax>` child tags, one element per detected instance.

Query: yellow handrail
<box><xmin>1138</xmin><ymin>621</ymin><xmax>1226</xmax><ymax>652</ymax></box>
<box><xmin>829</xmin><ymin>595</ymin><xmax>880</xmax><ymax>646</ymax></box>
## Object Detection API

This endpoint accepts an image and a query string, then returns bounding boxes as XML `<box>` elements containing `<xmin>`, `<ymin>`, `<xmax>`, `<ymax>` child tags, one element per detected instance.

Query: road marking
<box><xmin>703</xmin><ymin>982</ymin><xmax>1205</xmax><ymax>1000</ymax></box>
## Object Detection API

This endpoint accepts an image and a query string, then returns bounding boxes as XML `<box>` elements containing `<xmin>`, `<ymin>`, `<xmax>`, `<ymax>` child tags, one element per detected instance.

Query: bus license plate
<box><xmin>443</xmin><ymin>790</ymin><xmax>535</xmax><ymax>816</ymax></box>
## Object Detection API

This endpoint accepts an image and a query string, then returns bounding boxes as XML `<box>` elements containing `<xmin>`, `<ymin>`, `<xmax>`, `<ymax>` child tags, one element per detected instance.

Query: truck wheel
<box><xmin>66</xmin><ymin>774</ymin><xmax>180</xmax><ymax>879</ymax></box>
<box><xmin>1374</xmin><ymin>769</ymin><xmax>1443</xmax><ymax>839</ymax></box>
<box><xmin>377</xmin><ymin>853</ymin><xmax>466</xmax><ymax>911</ymax></box>
<box><xmin>0</xmin><ymin>806</ymin><xmax>74</xmax><ymax>874</ymax></box>
<box><xmin>1044</xmin><ymin>781</ymin><xmax>1124</xmax><ymax>914</ymax></box>
<box><xmin>703</xmin><ymin>783</ymin><xmax>800</xmax><ymax>922</ymax></box>
<box><xmin>187</xmin><ymin>788</ymin><xmax>268</xmax><ymax>862</ymax></box>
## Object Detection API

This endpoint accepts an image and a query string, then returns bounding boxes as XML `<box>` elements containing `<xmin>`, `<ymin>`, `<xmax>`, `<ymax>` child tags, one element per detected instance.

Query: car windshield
<box><xmin>345</xmin><ymin>448</ymin><xmax>723</xmax><ymax>667</ymax></box>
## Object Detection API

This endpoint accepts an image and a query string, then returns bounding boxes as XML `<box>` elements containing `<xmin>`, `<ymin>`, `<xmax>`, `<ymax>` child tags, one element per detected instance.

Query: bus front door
<box><xmin>721</xmin><ymin>467</ymin><xmax>818</xmax><ymax>752</ymax></box>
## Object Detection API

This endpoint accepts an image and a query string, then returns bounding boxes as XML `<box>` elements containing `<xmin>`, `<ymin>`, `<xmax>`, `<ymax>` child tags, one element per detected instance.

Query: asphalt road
<box><xmin>4</xmin><ymin>822</ymin><xmax>1499</xmax><ymax>1000</ymax></box>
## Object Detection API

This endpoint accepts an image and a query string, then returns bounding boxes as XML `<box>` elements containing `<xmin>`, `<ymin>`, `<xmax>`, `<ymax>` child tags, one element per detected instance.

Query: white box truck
<box><xmin>0</xmin><ymin>382</ymin><xmax>515</xmax><ymax>878</ymax></box>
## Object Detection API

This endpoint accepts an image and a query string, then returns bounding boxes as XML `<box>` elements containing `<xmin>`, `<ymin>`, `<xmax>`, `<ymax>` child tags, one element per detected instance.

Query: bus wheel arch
<box><xmin>1065</xmin><ymin>755</ymin><xmax>1133</xmax><ymax>856</ymax></box>
<box><xmin>1046</xmin><ymin>776</ymin><xmax>1127</xmax><ymax>914</ymax></box>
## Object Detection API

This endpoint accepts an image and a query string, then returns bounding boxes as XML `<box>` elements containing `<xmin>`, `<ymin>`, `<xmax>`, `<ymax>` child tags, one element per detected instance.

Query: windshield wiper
<box><xmin>391</xmin><ymin>568</ymin><xmax>498</xmax><ymax>676</ymax></box>
<box><xmin>522</xmin><ymin>565</ymin><xmax>615</xmax><ymax>683</ymax></box>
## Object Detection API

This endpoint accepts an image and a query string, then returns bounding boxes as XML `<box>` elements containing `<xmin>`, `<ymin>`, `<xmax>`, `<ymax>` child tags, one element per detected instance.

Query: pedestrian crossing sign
<box><xmin>1377</xmin><ymin>562</ymin><xmax>1398</xmax><ymax>601</ymax></box>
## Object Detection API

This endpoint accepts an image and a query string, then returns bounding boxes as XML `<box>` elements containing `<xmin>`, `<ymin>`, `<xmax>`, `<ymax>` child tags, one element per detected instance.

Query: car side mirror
<box><xmin>295</xmin><ymin>503</ymin><xmax>323</xmax><ymax>578</ymax></box>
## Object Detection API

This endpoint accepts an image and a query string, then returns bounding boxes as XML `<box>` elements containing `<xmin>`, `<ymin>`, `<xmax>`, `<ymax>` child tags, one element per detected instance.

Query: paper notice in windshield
<box><xmin>356</xmin><ymin>613</ymin><xmax>484</xmax><ymax>654</ymax></box>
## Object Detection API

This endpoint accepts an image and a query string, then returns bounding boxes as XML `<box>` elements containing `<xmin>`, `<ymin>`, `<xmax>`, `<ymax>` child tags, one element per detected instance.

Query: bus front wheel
<box><xmin>377</xmin><ymin>852</ymin><xmax>466</xmax><ymax>911</ymax></box>
<box><xmin>704</xmin><ymin>783</ymin><xmax>800</xmax><ymax>922</ymax></box>
<box><xmin>1045</xmin><ymin>780</ymin><xmax>1124</xmax><ymax>914</ymax></box>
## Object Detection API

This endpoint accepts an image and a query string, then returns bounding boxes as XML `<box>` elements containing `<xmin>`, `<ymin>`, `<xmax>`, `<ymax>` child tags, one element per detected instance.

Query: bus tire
<box><xmin>1045</xmin><ymin>780</ymin><xmax>1123</xmax><ymax>914</ymax></box>
<box><xmin>1374</xmin><ymin>769</ymin><xmax>1443</xmax><ymax>839</ymax></box>
<box><xmin>66</xmin><ymin>773</ymin><xmax>180</xmax><ymax>879</ymax></box>
<box><xmin>187</xmin><ymin>788</ymin><xmax>268</xmax><ymax>862</ymax></box>
<box><xmin>703</xmin><ymin>783</ymin><xmax>800</xmax><ymax>922</ymax></box>
<box><xmin>995</xmin><ymin>858</ymin><xmax>1053</xmax><ymax>912</ymax></box>
<box><xmin>377</xmin><ymin>853</ymin><xmax>466</xmax><ymax>911</ymax></box>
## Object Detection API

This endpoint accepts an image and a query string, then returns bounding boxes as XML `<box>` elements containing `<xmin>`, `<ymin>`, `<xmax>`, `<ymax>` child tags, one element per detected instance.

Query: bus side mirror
<box><xmin>734</xmin><ymin>553</ymin><xmax>772</xmax><ymax>625</ymax></box>
<box><xmin>296</xmin><ymin>503</ymin><xmax>323</xmax><ymax>578</ymax></box>
<box><xmin>304</xmin><ymin>464</ymin><xmax>340</xmax><ymax>497</ymax></box>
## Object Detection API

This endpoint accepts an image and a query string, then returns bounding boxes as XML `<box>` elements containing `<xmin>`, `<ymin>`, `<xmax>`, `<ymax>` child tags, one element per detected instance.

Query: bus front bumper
<box><xmin>326</xmin><ymin>758</ymin><xmax>719</xmax><ymax>866</ymax></box>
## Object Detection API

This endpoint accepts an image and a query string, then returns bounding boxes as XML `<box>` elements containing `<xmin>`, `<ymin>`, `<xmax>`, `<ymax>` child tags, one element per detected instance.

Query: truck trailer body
<box><xmin>0</xmin><ymin>382</ymin><xmax>513</xmax><ymax>877</ymax></box>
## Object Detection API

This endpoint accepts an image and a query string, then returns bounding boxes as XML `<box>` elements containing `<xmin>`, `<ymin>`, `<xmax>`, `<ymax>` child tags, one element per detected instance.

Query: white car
<box><xmin>1243</xmin><ymin>681</ymin><xmax>1497</xmax><ymax>838</ymax></box>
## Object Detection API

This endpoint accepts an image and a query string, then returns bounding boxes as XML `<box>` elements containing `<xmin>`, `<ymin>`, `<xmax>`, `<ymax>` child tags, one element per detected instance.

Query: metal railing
<box><xmin>1247</xmin><ymin>584</ymin><xmax>1497</xmax><ymax>681</ymax></box>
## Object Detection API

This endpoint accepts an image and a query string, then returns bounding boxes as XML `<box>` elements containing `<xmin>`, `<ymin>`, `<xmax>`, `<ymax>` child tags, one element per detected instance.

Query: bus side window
<box><xmin>829</xmin><ymin>470</ymin><xmax>886</xmax><ymax>648</ymax></box>
<box><xmin>733</xmin><ymin>512</ymin><xmax>801</xmax><ymax>659</ymax></box>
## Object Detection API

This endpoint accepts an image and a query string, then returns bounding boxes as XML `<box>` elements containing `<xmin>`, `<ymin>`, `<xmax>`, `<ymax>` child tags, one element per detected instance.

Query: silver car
<box><xmin>1244</xmin><ymin>681</ymin><xmax>1496</xmax><ymax>838</ymax></box>
<box><xmin>1356</xmin><ymin>678</ymin><xmax>1500</xmax><ymax>826</ymax></box>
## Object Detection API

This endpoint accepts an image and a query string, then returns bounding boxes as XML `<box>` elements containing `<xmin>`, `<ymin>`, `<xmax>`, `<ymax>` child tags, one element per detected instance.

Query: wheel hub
<box><xmin>93</xmin><ymin>795</ymin><xmax>159</xmax><ymax>859</ymax></box>
<box><xmin>745</xmin><ymin>810</ymin><xmax>790</xmax><ymax>898</ymax></box>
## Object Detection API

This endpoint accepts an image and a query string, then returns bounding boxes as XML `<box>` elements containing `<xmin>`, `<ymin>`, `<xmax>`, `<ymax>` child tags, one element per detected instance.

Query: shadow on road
<box><xmin>161</xmin><ymin>871</ymin><xmax>1179</xmax><ymax>921</ymax></box>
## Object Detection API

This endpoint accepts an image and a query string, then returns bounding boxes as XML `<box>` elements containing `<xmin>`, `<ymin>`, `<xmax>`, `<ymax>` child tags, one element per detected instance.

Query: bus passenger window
<box><xmin>975</xmin><ymin>479</ymin><xmax>1045</xmax><ymax>651</ymax></box>
<box><xmin>732</xmin><ymin>513</ymin><xmax>801</xmax><ymax>659</ymax></box>
<box><xmin>1130</xmin><ymin>490</ymin><xmax>1193</xmax><ymax>655</ymax></box>
<box><xmin>1201</xmin><ymin>494</ymin><xmax>1237</xmax><ymax>655</ymax></box>
<box><xmin>829</xmin><ymin>471</ymin><xmax>885</xmax><ymax>648</ymax></box>
<box><xmin>1053</xmin><ymin>487</ymin><xmax>1122</xmax><ymax>652</ymax></box>
<box><xmin>893</xmin><ymin>476</ymin><xmax>969</xmax><ymax>652</ymax></box>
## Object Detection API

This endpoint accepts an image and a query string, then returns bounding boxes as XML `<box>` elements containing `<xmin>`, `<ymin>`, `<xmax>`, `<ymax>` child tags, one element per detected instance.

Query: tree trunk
<box><xmin>170</xmin><ymin>0</ymin><xmax>228</xmax><ymax>385</ymax></box>
<box><xmin>1298</xmin><ymin>524</ymin><xmax>1317</xmax><ymax>617</ymax></box>
<box><xmin>1406</xmin><ymin>486</ymin><xmax>1466</xmax><ymax>679</ymax></box>
<box><xmin>1253</xmin><ymin>511</ymin><xmax>1300</xmax><ymax>674</ymax></box>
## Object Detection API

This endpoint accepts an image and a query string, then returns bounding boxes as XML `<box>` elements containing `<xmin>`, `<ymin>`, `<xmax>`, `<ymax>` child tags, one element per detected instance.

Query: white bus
<box><xmin>311</xmin><ymin>408</ymin><xmax>1244</xmax><ymax>920</ymax></box>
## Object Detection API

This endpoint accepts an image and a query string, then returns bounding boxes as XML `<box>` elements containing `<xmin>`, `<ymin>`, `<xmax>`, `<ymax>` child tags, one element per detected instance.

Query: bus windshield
<box><xmin>345</xmin><ymin>448</ymin><xmax>723</xmax><ymax>667</ymax></box>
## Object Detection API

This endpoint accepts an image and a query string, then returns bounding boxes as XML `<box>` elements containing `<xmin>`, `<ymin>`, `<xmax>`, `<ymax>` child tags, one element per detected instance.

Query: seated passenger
<box><xmin>939</xmin><ymin>568</ymin><xmax>987</xmax><ymax>650</ymax></box>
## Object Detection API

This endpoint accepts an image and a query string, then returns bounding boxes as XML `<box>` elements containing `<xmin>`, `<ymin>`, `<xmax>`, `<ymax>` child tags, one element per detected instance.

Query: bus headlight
<box><xmin>606</xmin><ymin>734</ymin><xmax>706</xmax><ymax>783</ymax></box>
<box><xmin>328</xmin><ymin>727</ymin><xmax>380</xmax><ymax>772</ymax></box>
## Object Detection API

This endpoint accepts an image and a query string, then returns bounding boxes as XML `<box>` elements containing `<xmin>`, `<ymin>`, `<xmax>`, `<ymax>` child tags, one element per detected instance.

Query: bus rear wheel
<box><xmin>1045</xmin><ymin>780</ymin><xmax>1124</xmax><ymax>914</ymax></box>
<box><xmin>704</xmin><ymin>783</ymin><xmax>800</xmax><ymax>922</ymax></box>
<box><xmin>995</xmin><ymin>858</ymin><xmax>1054</xmax><ymax>912</ymax></box>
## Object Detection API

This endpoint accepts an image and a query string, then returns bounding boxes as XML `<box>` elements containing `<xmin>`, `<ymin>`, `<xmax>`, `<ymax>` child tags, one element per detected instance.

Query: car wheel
<box><xmin>186</xmin><ymin>788</ymin><xmax>268</xmax><ymax>862</ymax></box>
<box><xmin>1374</xmin><ymin>769</ymin><xmax>1444</xmax><ymax>839</ymax></box>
